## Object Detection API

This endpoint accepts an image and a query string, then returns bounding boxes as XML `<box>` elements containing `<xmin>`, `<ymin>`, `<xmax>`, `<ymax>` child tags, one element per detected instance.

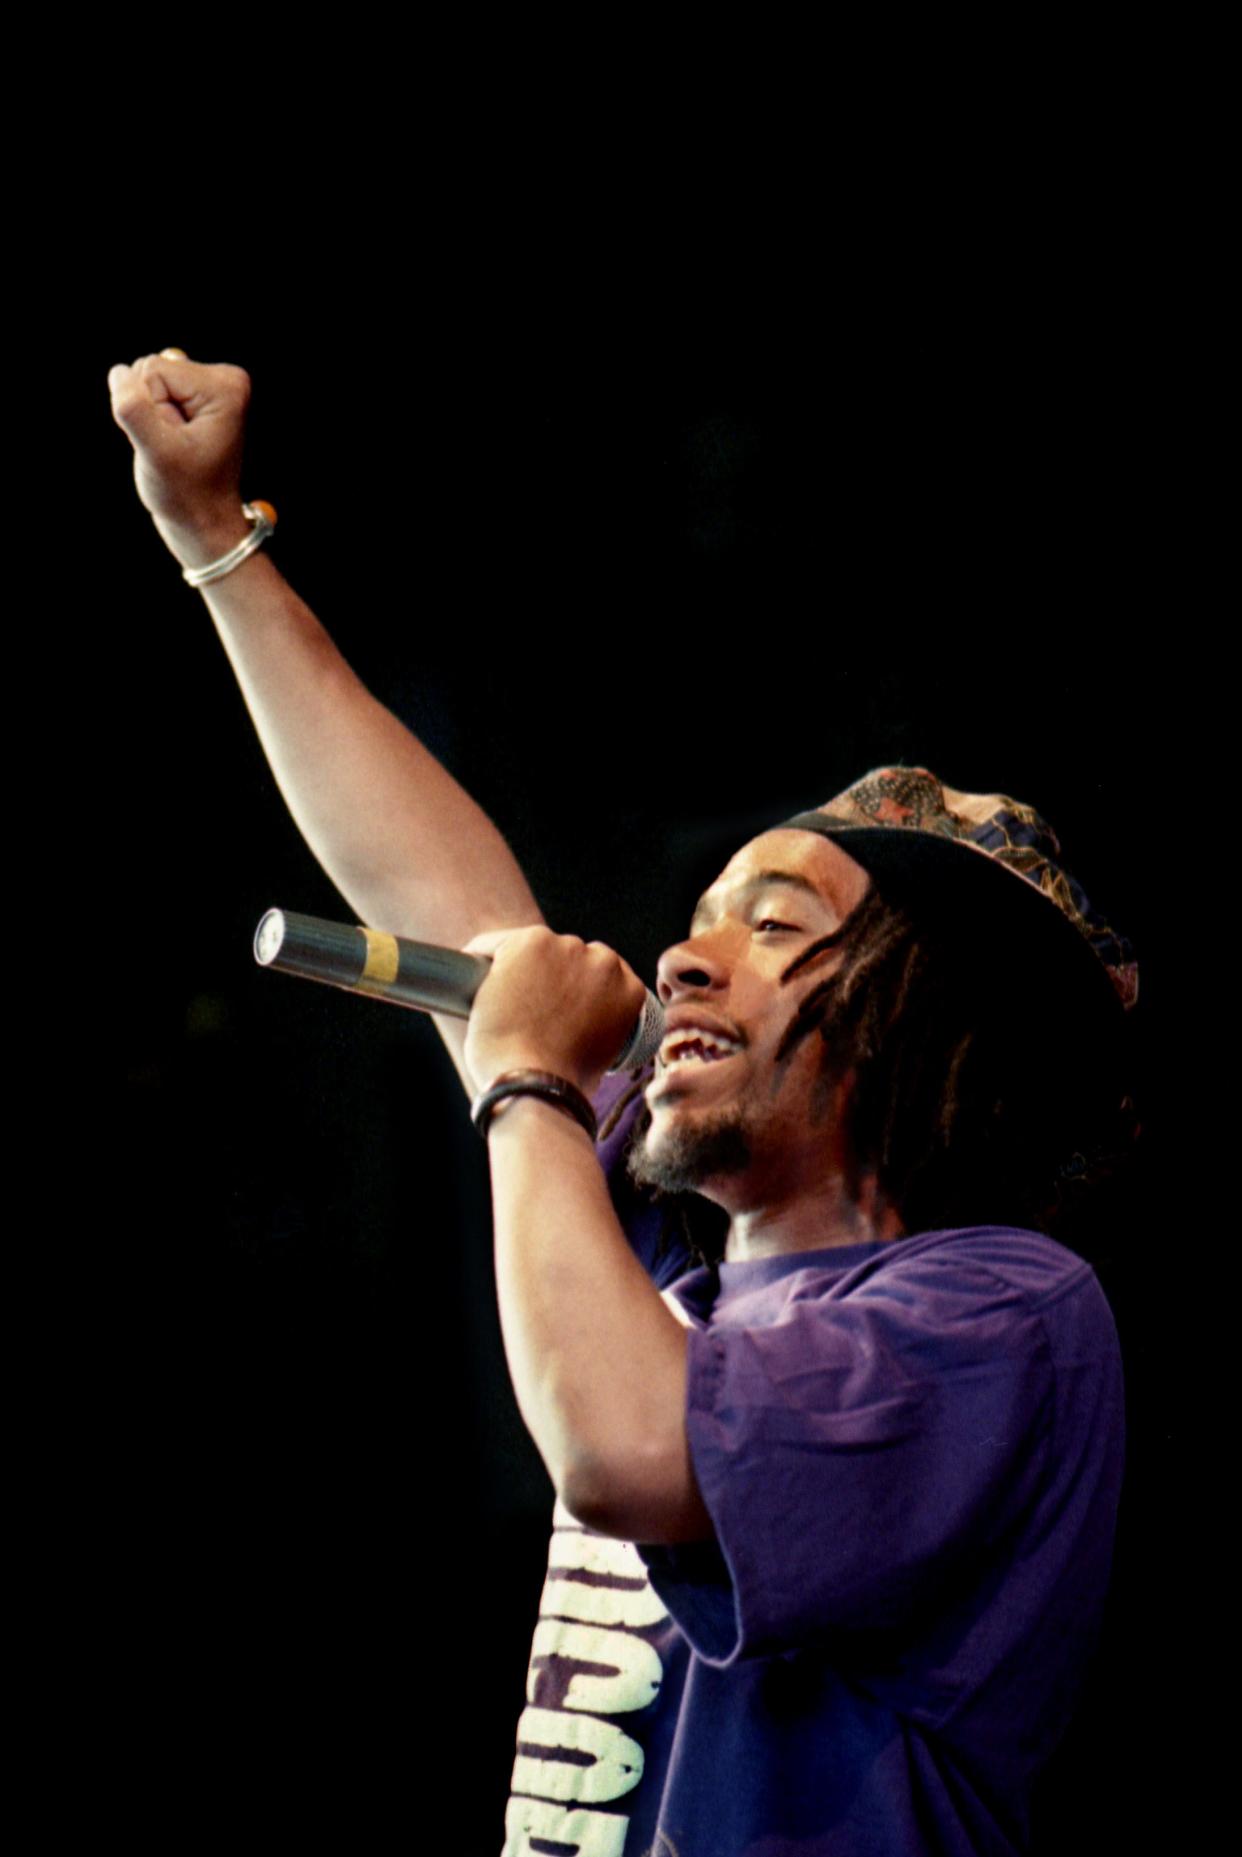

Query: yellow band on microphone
<box><xmin>360</xmin><ymin>928</ymin><xmax>401</xmax><ymax>987</ymax></box>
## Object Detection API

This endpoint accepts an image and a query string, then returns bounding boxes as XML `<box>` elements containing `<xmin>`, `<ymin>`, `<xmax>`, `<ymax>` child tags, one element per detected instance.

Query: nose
<box><xmin>656</xmin><ymin>933</ymin><xmax>730</xmax><ymax>1004</ymax></box>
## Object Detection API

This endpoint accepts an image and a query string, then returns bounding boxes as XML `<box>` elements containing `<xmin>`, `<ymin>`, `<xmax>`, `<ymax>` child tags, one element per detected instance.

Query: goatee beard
<box><xmin>627</xmin><ymin>1104</ymin><xmax>753</xmax><ymax>1196</ymax></box>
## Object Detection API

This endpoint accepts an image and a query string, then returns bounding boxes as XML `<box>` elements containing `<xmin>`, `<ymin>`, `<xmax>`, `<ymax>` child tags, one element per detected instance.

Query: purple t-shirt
<box><xmin>503</xmin><ymin>1078</ymin><xmax>1124</xmax><ymax>1857</ymax></box>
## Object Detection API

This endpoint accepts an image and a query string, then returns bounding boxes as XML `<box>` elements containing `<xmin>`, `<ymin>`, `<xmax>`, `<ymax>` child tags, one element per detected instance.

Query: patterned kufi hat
<box><xmin>781</xmin><ymin>766</ymin><xmax>1138</xmax><ymax>1013</ymax></box>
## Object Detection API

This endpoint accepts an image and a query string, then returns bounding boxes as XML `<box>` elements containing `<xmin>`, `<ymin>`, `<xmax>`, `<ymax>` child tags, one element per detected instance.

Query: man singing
<box><xmin>110</xmin><ymin>351</ymin><xmax>1136</xmax><ymax>1856</ymax></box>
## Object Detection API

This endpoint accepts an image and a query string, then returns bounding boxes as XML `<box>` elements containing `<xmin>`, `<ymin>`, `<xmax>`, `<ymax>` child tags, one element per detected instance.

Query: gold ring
<box><xmin>160</xmin><ymin>347</ymin><xmax>188</xmax><ymax>360</ymax></box>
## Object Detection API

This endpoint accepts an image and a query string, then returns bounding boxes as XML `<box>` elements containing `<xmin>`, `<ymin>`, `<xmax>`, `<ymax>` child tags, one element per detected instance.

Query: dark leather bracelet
<box><xmin>471</xmin><ymin>1069</ymin><xmax>599</xmax><ymax>1142</ymax></box>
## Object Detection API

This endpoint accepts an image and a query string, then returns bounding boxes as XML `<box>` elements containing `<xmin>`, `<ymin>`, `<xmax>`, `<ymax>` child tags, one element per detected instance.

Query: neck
<box><xmin>721</xmin><ymin>1169</ymin><xmax>904</xmax><ymax>1263</ymax></box>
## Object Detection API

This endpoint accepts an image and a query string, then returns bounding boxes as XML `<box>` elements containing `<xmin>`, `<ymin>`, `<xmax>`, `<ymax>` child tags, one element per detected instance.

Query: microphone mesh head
<box><xmin>608</xmin><ymin>988</ymin><xmax>666</xmax><ymax>1073</ymax></box>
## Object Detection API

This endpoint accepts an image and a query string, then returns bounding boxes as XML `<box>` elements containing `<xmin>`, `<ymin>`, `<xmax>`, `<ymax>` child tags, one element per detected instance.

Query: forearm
<box><xmin>192</xmin><ymin>543</ymin><xmax>541</xmax><ymax>949</ymax></box>
<box><xmin>486</xmin><ymin>1095</ymin><xmax>710</xmax><ymax>1546</ymax></box>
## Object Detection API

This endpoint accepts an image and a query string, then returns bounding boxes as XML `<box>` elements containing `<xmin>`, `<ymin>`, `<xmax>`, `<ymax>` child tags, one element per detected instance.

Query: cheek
<box><xmin>774</xmin><ymin>968</ymin><xmax>847</xmax><ymax>1066</ymax></box>
<box><xmin>758</xmin><ymin>1021</ymin><xmax>818</xmax><ymax>1105</ymax></box>
<box><xmin>774</xmin><ymin>998</ymin><xmax>823</xmax><ymax>1067</ymax></box>
<box><xmin>808</xmin><ymin>1063</ymin><xmax>839</xmax><ymax>1126</ymax></box>
<box><xmin>766</xmin><ymin>1045</ymin><xmax>844</xmax><ymax>1142</ymax></box>
<box><xmin>763</xmin><ymin>1017</ymin><xmax>842</xmax><ymax>1119</ymax></box>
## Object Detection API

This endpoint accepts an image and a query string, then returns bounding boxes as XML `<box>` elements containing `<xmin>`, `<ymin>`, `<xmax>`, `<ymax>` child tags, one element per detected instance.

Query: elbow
<box><xmin>555</xmin><ymin>1439</ymin><xmax>713</xmax><ymax>1547</ymax></box>
<box><xmin>555</xmin><ymin>1447</ymin><xmax>620</xmax><ymax>1536</ymax></box>
<box><xmin>559</xmin><ymin>1468</ymin><xmax>650</xmax><ymax>1541</ymax></box>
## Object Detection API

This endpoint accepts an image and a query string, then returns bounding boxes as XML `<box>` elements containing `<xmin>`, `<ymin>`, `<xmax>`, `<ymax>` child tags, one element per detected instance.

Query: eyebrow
<box><xmin>690</xmin><ymin>869</ymin><xmax>830</xmax><ymax>934</ymax></box>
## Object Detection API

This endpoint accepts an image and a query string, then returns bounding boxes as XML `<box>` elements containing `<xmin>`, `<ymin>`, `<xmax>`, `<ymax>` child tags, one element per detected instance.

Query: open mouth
<box><xmin>658</xmin><ymin>1030</ymin><xmax>743</xmax><ymax>1069</ymax></box>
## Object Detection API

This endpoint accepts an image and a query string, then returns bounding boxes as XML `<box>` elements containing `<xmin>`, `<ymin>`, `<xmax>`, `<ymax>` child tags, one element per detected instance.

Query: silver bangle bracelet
<box><xmin>182</xmin><ymin>501</ymin><xmax>277</xmax><ymax>588</ymax></box>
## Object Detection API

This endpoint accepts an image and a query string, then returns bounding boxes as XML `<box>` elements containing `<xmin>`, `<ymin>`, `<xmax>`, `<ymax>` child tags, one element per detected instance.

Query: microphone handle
<box><xmin>255</xmin><ymin>907</ymin><xmax>489</xmax><ymax>1013</ymax></box>
<box><xmin>253</xmin><ymin>909</ymin><xmax>663</xmax><ymax>1074</ymax></box>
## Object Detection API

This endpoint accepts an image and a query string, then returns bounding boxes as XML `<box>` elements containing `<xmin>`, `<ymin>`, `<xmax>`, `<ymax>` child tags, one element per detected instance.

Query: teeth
<box><xmin>660</xmin><ymin>1030</ymin><xmax>741</xmax><ymax>1067</ymax></box>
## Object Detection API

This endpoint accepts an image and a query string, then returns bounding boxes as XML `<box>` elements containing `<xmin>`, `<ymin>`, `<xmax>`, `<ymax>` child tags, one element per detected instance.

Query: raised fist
<box><xmin>107</xmin><ymin>350</ymin><xmax>253</xmax><ymax>566</ymax></box>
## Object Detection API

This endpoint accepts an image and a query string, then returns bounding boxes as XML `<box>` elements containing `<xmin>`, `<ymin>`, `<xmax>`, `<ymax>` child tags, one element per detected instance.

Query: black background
<box><xmin>69</xmin><ymin>276</ymin><xmax>1188</xmax><ymax>1850</ymax></box>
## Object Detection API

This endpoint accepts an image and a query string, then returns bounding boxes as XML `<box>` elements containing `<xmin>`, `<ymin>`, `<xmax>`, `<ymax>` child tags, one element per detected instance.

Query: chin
<box><xmin>628</xmin><ymin>1103</ymin><xmax>753</xmax><ymax>1196</ymax></box>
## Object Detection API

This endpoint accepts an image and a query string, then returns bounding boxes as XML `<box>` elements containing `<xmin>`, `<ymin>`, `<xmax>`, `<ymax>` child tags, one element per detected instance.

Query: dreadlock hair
<box><xmin>621</xmin><ymin>866</ymin><xmax>1139</xmax><ymax>1273</ymax></box>
<box><xmin>794</xmin><ymin>877</ymin><xmax>1140</xmax><ymax>1251</ymax></box>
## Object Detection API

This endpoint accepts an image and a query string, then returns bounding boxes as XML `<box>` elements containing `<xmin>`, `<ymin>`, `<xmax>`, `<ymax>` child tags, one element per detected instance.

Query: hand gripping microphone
<box><xmin>253</xmin><ymin>908</ymin><xmax>665</xmax><ymax>1074</ymax></box>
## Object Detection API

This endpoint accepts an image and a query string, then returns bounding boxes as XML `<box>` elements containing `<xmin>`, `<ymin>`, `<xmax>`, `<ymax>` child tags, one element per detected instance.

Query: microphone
<box><xmin>253</xmin><ymin>908</ymin><xmax>665</xmax><ymax>1074</ymax></box>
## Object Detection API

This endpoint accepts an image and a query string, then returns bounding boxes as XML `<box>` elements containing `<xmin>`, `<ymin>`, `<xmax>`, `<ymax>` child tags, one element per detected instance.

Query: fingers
<box><xmin>462</xmin><ymin>926</ymin><xmax>526</xmax><ymax>960</ymax></box>
<box><xmin>108</xmin><ymin>355</ymin><xmax>173</xmax><ymax>446</ymax></box>
<box><xmin>464</xmin><ymin>925</ymin><xmax>646</xmax><ymax>1092</ymax></box>
<box><xmin>108</xmin><ymin>350</ymin><xmax>250</xmax><ymax>423</ymax></box>
<box><xmin>494</xmin><ymin>928</ymin><xmax>643</xmax><ymax>1010</ymax></box>
<box><xmin>108</xmin><ymin>348</ymin><xmax>253</xmax><ymax>540</ymax></box>
<box><xmin>108</xmin><ymin>352</ymin><xmax>184</xmax><ymax>444</ymax></box>
<box><xmin>107</xmin><ymin>351</ymin><xmax>252</xmax><ymax>478</ymax></box>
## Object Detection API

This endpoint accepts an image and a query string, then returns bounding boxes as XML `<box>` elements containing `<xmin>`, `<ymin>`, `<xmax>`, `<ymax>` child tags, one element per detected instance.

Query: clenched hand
<box><xmin>108</xmin><ymin>349</ymin><xmax>253</xmax><ymax>568</ymax></box>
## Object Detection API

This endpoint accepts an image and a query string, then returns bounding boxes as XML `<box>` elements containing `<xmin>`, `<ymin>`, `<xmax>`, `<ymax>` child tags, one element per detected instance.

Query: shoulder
<box><xmin>869</xmin><ymin>1224</ymin><xmax>1117</xmax><ymax>1327</ymax></box>
<box><xmin>713</xmin><ymin>1226</ymin><xmax>1096</xmax><ymax>1315</ymax></box>
<box><xmin>861</xmin><ymin>1224</ymin><xmax>1100</xmax><ymax>1307</ymax></box>
<box><xmin>825</xmin><ymin>1226</ymin><xmax>1123</xmax><ymax>1391</ymax></box>
<box><xmin>703</xmin><ymin>1225</ymin><xmax>1120</xmax><ymax>1379</ymax></box>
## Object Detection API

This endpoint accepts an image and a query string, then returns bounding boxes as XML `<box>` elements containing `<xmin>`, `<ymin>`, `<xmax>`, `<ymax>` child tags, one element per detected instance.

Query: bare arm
<box><xmin>108</xmin><ymin>351</ymin><xmax>543</xmax><ymax>1088</ymax></box>
<box><xmin>488</xmin><ymin>1096</ymin><xmax>711</xmax><ymax>1544</ymax></box>
<box><xmin>462</xmin><ymin>925</ymin><xmax>715</xmax><ymax>1545</ymax></box>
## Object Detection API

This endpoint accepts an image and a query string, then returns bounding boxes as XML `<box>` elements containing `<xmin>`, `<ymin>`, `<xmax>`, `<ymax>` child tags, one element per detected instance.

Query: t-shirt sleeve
<box><xmin>640</xmin><ymin>1240</ymin><xmax>1089</xmax><ymax>1665</ymax></box>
